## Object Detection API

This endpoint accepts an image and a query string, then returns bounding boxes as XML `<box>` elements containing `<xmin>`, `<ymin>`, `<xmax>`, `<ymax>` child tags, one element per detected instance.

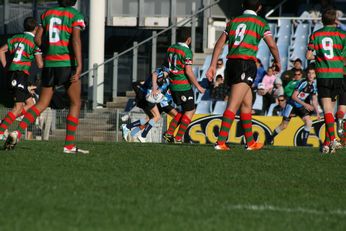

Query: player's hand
<box><xmin>317</xmin><ymin>114</ymin><xmax>321</xmax><ymax>120</ymax></box>
<box><xmin>304</xmin><ymin>104</ymin><xmax>314</xmax><ymax>112</ymax></box>
<box><xmin>70</xmin><ymin>72</ymin><xmax>81</xmax><ymax>83</ymax></box>
<box><xmin>272</xmin><ymin>61</ymin><xmax>281</xmax><ymax>73</ymax></box>
<box><xmin>152</xmin><ymin>89</ymin><xmax>161</xmax><ymax>96</ymax></box>
<box><xmin>28</xmin><ymin>85</ymin><xmax>37</xmax><ymax>94</ymax></box>
<box><xmin>198</xmin><ymin>86</ymin><xmax>206</xmax><ymax>94</ymax></box>
<box><xmin>206</xmin><ymin>67</ymin><xmax>215</xmax><ymax>82</ymax></box>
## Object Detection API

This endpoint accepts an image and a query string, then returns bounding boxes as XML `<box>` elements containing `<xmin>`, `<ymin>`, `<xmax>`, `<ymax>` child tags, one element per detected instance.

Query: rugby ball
<box><xmin>146</xmin><ymin>92</ymin><xmax>164</xmax><ymax>103</ymax></box>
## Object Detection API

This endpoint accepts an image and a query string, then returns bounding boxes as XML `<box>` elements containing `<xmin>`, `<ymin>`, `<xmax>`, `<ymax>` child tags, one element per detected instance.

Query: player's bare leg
<box><xmin>63</xmin><ymin>80</ymin><xmax>88</xmax><ymax>154</ymax></box>
<box><xmin>137</xmin><ymin>106</ymin><xmax>161</xmax><ymax>143</ymax></box>
<box><xmin>4</xmin><ymin>87</ymin><xmax>54</xmax><ymax>150</ymax></box>
<box><xmin>336</xmin><ymin>105</ymin><xmax>346</xmax><ymax>145</ymax></box>
<box><xmin>301</xmin><ymin>115</ymin><xmax>313</xmax><ymax>146</ymax></box>
<box><xmin>320</xmin><ymin>98</ymin><xmax>341</xmax><ymax>153</ymax></box>
<box><xmin>214</xmin><ymin>82</ymin><xmax>249</xmax><ymax>150</ymax></box>
<box><xmin>240</xmin><ymin>87</ymin><xmax>263</xmax><ymax>151</ymax></box>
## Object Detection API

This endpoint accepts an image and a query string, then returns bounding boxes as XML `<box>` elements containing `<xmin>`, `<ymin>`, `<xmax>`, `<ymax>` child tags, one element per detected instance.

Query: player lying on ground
<box><xmin>0</xmin><ymin>17</ymin><xmax>43</xmax><ymax>141</ymax></box>
<box><xmin>122</xmin><ymin>66</ymin><xmax>179</xmax><ymax>143</ymax></box>
<box><xmin>267</xmin><ymin>67</ymin><xmax>320</xmax><ymax>146</ymax></box>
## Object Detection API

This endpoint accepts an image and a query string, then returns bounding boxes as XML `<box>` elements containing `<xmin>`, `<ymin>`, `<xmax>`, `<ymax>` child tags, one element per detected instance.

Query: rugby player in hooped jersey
<box><xmin>4</xmin><ymin>0</ymin><xmax>88</xmax><ymax>154</ymax></box>
<box><xmin>206</xmin><ymin>0</ymin><xmax>281</xmax><ymax>151</ymax></box>
<box><xmin>0</xmin><ymin>17</ymin><xmax>43</xmax><ymax>141</ymax></box>
<box><xmin>306</xmin><ymin>8</ymin><xmax>346</xmax><ymax>153</ymax></box>
<box><xmin>163</xmin><ymin>28</ymin><xmax>205</xmax><ymax>143</ymax></box>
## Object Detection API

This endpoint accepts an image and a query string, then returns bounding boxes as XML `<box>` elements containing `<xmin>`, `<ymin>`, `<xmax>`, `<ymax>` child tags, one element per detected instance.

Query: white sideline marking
<box><xmin>226</xmin><ymin>204</ymin><xmax>346</xmax><ymax>216</ymax></box>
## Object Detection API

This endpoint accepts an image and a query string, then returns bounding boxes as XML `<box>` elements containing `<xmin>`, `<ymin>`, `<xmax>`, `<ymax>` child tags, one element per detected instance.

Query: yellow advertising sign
<box><xmin>168</xmin><ymin>115</ymin><xmax>334</xmax><ymax>147</ymax></box>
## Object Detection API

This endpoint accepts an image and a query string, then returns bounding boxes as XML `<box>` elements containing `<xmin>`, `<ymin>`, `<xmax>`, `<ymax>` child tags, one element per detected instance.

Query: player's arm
<box><xmin>35</xmin><ymin>54</ymin><xmax>44</xmax><ymax>69</ymax></box>
<box><xmin>34</xmin><ymin>25</ymin><xmax>44</xmax><ymax>47</ymax></box>
<box><xmin>291</xmin><ymin>90</ymin><xmax>314</xmax><ymax>111</ymax></box>
<box><xmin>264</xmin><ymin>35</ymin><xmax>281</xmax><ymax>72</ymax></box>
<box><xmin>312</xmin><ymin>94</ymin><xmax>320</xmax><ymax>119</ymax></box>
<box><xmin>71</xmin><ymin>27</ymin><xmax>82</xmax><ymax>82</ymax></box>
<box><xmin>0</xmin><ymin>44</ymin><xmax>8</xmax><ymax>68</ymax></box>
<box><xmin>206</xmin><ymin>33</ymin><xmax>227</xmax><ymax>81</ymax></box>
<box><xmin>186</xmin><ymin>65</ymin><xmax>205</xmax><ymax>94</ymax></box>
<box><xmin>151</xmin><ymin>71</ymin><xmax>159</xmax><ymax>94</ymax></box>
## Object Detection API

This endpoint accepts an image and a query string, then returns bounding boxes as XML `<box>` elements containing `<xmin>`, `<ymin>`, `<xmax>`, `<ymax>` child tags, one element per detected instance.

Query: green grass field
<box><xmin>1</xmin><ymin>141</ymin><xmax>346</xmax><ymax>231</ymax></box>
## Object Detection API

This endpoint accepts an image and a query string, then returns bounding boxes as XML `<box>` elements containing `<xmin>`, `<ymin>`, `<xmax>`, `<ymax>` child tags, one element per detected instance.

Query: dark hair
<box><xmin>58</xmin><ymin>0</ymin><xmax>77</xmax><ymax>7</ymax></box>
<box><xmin>243</xmin><ymin>0</ymin><xmax>261</xmax><ymax>11</ymax></box>
<box><xmin>322</xmin><ymin>8</ymin><xmax>336</xmax><ymax>25</ymax></box>
<box><xmin>278</xmin><ymin>95</ymin><xmax>286</xmax><ymax>100</ymax></box>
<box><xmin>215</xmin><ymin>75</ymin><xmax>223</xmax><ymax>81</ymax></box>
<box><xmin>177</xmin><ymin>28</ymin><xmax>191</xmax><ymax>43</ymax></box>
<box><xmin>294</xmin><ymin>58</ymin><xmax>302</xmax><ymax>64</ymax></box>
<box><xmin>294</xmin><ymin>69</ymin><xmax>303</xmax><ymax>75</ymax></box>
<box><xmin>23</xmin><ymin>17</ymin><xmax>37</xmax><ymax>32</ymax></box>
<box><xmin>307</xmin><ymin>66</ymin><xmax>316</xmax><ymax>72</ymax></box>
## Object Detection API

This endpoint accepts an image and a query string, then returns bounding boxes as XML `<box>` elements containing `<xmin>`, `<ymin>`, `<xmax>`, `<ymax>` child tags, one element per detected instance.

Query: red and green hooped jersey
<box><xmin>224</xmin><ymin>10</ymin><xmax>271</xmax><ymax>61</ymax></box>
<box><xmin>308</xmin><ymin>26</ymin><xmax>346</xmax><ymax>79</ymax></box>
<box><xmin>7</xmin><ymin>32</ymin><xmax>41</xmax><ymax>75</ymax></box>
<box><xmin>41</xmin><ymin>6</ymin><xmax>85</xmax><ymax>67</ymax></box>
<box><xmin>167</xmin><ymin>43</ymin><xmax>193</xmax><ymax>91</ymax></box>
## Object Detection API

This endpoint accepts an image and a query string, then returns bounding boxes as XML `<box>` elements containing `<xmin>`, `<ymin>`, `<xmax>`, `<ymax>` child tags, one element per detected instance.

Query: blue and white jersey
<box><xmin>141</xmin><ymin>67</ymin><xmax>172</xmax><ymax>107</ymax></box>
<box><xmin>288</xmin><ymin>79</ymin><xmax>317</xmax><ymax>108</ymax></box>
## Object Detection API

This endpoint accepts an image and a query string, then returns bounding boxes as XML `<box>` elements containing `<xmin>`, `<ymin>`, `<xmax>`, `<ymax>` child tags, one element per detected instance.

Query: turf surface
<box><xmin>0</xmin><ymin>141</ymin><xmax>346</xmax><ymax>231</ymax></box>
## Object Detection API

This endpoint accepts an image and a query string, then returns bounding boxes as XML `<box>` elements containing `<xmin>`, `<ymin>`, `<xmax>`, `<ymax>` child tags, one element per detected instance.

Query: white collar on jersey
<box><xmin>24</xmin><ymin>31</ymin><xmax>35</xmax><ymax>37</ymax></box>
<box><xmin>243</xmin><ymin>10</ymin><xmax>257</xmax><ymax>16</ymax></box>
<box><xmin>178</xmin><ymin>42</ymin><xmax>189</xmax><ymax>48</ymax></box>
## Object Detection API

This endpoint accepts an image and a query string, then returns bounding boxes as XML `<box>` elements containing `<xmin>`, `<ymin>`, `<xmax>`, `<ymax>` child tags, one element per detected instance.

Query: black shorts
<box><xmin>171</xmin><ymin>89</ymin><xmax>195</xmax><ymax>112</ymax></box>
<box><xmin>225</xmin><ymin>59</ymin><xmax>256</xmax><ymax>87</ymax></box>
<box><xmin>317</xmin><ymin>78</ymin><xmax>344</xmax><ymax>101</ymax></box>
<box><xmin>338</xmin><ymin>77</ymin><xmax>346</xmax><ymax>105</ymax></box>
<box><xmin>8</xmin><ymin>71</ymin><xmax>32</xmax><ymax>103</ymax></box>
<box><xmin>42</xmin><ymin>67</ymin><xmax>75</xmax><ymax>88</ymax></box>
<box><xmin>282</xmin><ymin>103</ymin><xmax>312</xmax><ymax>121</ymax></box>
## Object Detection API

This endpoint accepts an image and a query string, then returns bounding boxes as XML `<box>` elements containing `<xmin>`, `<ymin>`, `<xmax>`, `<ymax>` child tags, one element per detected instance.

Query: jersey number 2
<box><xmin>49</xmin><ymin>17</ymin><xmax>62</xmax><ymax>43</ymax></box>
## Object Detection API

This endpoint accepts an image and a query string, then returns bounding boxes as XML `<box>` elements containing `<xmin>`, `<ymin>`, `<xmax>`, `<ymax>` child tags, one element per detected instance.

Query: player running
<box><xmin>267</xmin><ymin>67</ymin><xmax>320</xmax><ymax>146</ymax></box>
<box><xmin>0</xmin><ymin>17</ymin><xmax>43</xmax><ymax>141</ymax></box>
<box><xmin>122</xmin><ymin>65</ymin><xmax>179</xmax><ymax>143</ymax></box>
<box><xmin>206</xmin><ymin>0</ymin><xmax>281</xmax><ymax>150</ymax></box>
<box><xmin>163</xmin><ymin>28</ymin><xmax>205</xmax><ymax>143</ymax></box>
<box><xmin>335</xmin><ymin>66</ymin><xmax>346</xmax><ymax>146</ymax></box>
<box><xmin>306</xmin><ymin>8</ymin><xmax>346</xmax><ymax>153</ymax></box>
<box><xmin>4</xmin><ymin>0</ymin><xmax>88</xmax><ymax>153</ymax></box>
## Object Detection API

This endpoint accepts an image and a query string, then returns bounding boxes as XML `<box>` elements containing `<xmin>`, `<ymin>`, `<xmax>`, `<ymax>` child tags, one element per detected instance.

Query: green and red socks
<box><xmin>18</xmin><ymin>106</ymin><xmax>41</xmax><ymax>139</ymax></box>
<box><xmin>0</xmin><ymin>112</ymin><xmax>16</xmax><ymax>134</ymax></box>
<box><xmin>240</xmin><ymin>113</ymin><xmax>255</xmax><ymax>147</ymax></box>
<box><xmin>166</xmin><ymin>113</ymin><xmax>182</xmax><ymax>135</ymax></box>
<box><xmin>175</xmin><ymin>115</ymin><xmax>191</xmax><ymax>142</ymax></box>
<box><xmin>324</xmin><ymin>113</ymin><xmax>335</xmax><ymax>142</ymax></box>
<box><xmin>65</xmin><ymin>115</ymin><xmax>79</xmax><ymax>149</ymax></box>
<box><xmin>217</xmin><ymin>109</ymin><xmax>235</xmax><ymax>145</ymax></box>
<box><xmin>336</xmin><ymin>110</ymin><xmax>346</xmax><ymax>143</ymax></box>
